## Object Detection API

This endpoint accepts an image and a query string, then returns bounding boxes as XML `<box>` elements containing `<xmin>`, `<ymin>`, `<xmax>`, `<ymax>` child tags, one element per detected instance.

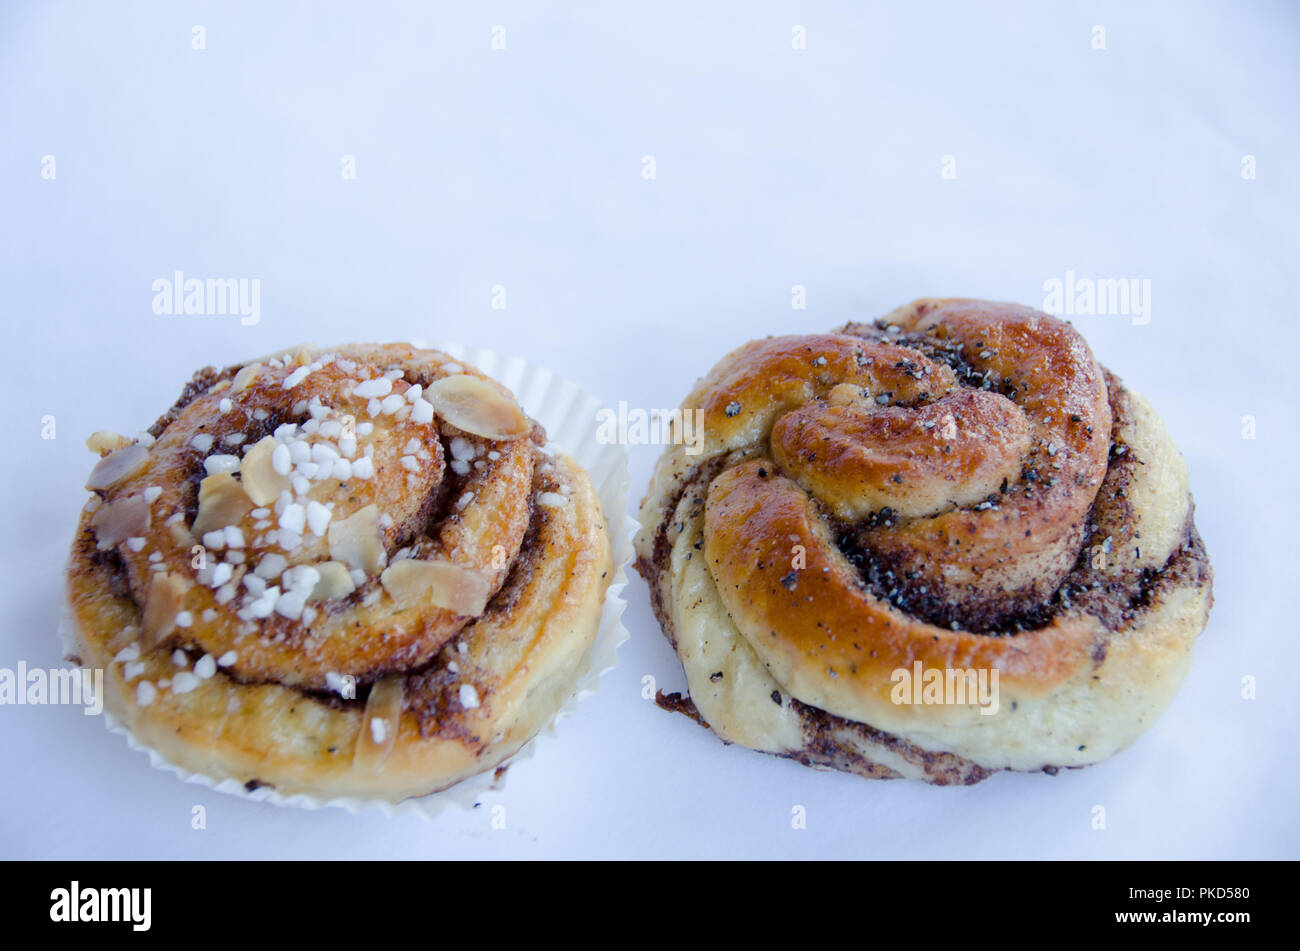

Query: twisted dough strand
<box><xmin>638</xmin><ymin>299</ymin><xmax>1208</xmax><ymax>757</ymax></box>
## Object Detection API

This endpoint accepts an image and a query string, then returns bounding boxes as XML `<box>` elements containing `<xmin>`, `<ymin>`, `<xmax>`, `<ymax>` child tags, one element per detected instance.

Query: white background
<box><xmin>2</xmin><ymin>1</ymin><xmax>1296</xmax><ymax>859</ymax></box>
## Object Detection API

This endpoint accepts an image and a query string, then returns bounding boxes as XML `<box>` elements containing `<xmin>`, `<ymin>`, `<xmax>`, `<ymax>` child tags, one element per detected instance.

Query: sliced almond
<box><xmin>90</xmin><ymin>495</ymin><xmax>152</xmax><ymax>550</ymax></box>
<box><xmin>354</xmin><ymin>674</ymin><xmax>404</xmax><ymax>772</ymax></box>
<box><xmin>240</xmin><ymin>436</ymin><xmax>289</xmax><ymax>506</ymax></box>
<box><xmin>379</xmin><ymin>559</ymin><xmax>491</xmax><ymax>616</ymax></box>
<box><xmin>309</xmin><ymin>561</ymin><xmax>357</xmax><ymax>601</ymax></box>
<box><xmin>141</xmin><ymin>573</ymin><xmax>190</xmax><ymax>649</ymax></box>
<box><xmin>231</xmin><ymin>364</ymin><xmax>263</xmax><ymax>392</ymax></box>
<box><xmin>425</xmin><ymin>375</ymin><xmax>531</xmax><ymax>440</ymax></box>
<box><xmin>326</xmin><ymin>504</ymin><xmax>386</xmax><ymax>576</ymax></box>
<box><xmin>169</xmin><ymin>523</ymin><xmax>196</xmax><ymax>548</ymax></box>
<box><xmin>86</xmin><ymin>431</ymin><xmax>132</xmax><ymax>455</ymax></box>
<box><xmin>191</xmin><ymin>471</ymin><xmax>253</xmax><ymax>538</ymax></box>
<box><xmin>85</xmin><ymin>442</ymin><xmax>150</xmax><ymax>491</ymax></box>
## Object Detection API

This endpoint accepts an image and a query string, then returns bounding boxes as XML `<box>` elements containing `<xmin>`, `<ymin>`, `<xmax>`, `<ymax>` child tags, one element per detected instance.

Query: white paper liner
<box><xmin>61</xmin><ymin>344</ymin><xmax>634</xmax><ymax>818</ymax></box>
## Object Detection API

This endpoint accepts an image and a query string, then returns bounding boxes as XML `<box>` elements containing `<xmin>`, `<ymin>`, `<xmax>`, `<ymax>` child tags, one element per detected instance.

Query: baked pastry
<box><xmin>637</xmin><ymin>299</ymin><xmax>1212</xmax><ymax>784</ymax></box>
<box><xmin>66</xmin><ymin>343</ymin><xmax>613</xmax><ymax>802</ymax></box>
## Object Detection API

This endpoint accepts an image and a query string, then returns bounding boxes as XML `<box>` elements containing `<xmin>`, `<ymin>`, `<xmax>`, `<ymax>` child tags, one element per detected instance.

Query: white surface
<box><xmin>1</xmin><ymin>1</ymin><xmax>1296</xmax><ymax>859</ymax></box>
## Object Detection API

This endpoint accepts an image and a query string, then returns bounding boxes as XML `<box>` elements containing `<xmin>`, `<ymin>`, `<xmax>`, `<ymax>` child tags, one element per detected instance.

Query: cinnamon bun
<box><xmin>636</xmin><ymin>299</ymin><xmax>1212</xmax><ymax>784</ymax></box>
<box><xmin>66</xmin><ymin>343</ymin><xmax>613</xmax><ymax>802</ymax></box>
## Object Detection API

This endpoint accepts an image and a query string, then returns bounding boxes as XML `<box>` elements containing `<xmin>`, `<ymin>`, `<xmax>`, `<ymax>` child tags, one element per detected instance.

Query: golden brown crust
<box><xmin>704</xmin><ymin>459</ymin><xmax>1098</xmax><ymax>720</ymax></box>
<box><xmin>635</xmin><ymin>298</ymin><xmax>1213</xmax><ymax>783</ymax></box>
<box><xmin>66</xmin><ymin>343</ymin><xmax>613</xmax><ymax>802</ymax></box>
